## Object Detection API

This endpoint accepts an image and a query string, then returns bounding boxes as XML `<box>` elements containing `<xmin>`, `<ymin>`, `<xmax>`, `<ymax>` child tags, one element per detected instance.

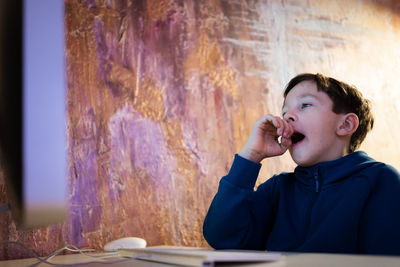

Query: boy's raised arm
<box><xmin>203</xmin><ymin>115</ymin><xmax>291</xmax><ymax>249</ymax></box>
<box><xmin>203</xmin><ymin>154</ymin><xmax>277</xmax><ymax>249</ymax></box>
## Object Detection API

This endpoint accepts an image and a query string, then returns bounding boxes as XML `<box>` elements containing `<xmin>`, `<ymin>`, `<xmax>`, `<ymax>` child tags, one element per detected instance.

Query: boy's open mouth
<box><xmin>291</xmin><ymin>132</ymin><xmax>305</xmax><ymax>145</ymax></box>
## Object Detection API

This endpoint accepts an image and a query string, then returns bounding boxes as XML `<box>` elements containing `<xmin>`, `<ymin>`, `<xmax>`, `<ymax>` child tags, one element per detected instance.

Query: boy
<box><xmin>203</xmin><ymin>73</ymin><xmax>400</xmax><ymax>255</ymax></box>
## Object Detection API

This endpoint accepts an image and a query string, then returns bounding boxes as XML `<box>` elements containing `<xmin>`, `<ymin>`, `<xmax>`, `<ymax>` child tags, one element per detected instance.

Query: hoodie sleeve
<box><xmin>203</xmin><ymin>154</ymin><xmax>277</xmax><ymax>250</ymax></box>
<box><xmin>358</xmin><ymin>164</ymin><xmax>400</xmax><ymax>255</ymax></box>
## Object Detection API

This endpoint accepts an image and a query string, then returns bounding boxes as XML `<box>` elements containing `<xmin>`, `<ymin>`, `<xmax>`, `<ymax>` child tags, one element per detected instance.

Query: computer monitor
<box><xmin>0</xmin><ymin>0</ymin><xmax>67</xmax><ymax>229</ymax></box>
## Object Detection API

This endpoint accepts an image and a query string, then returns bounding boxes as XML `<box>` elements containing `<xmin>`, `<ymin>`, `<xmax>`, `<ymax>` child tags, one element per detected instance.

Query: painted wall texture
<box><xmin>1</xmin><ymin>0</ymin><xmax>400</xmax><ymax>260</ymax></box>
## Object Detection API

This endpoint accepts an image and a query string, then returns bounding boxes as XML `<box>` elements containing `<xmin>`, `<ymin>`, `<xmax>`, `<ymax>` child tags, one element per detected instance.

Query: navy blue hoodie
<box><xmin>203</xmin><ymin>151</ymin><xmax>400</xmax><ymax>255</ymax></box>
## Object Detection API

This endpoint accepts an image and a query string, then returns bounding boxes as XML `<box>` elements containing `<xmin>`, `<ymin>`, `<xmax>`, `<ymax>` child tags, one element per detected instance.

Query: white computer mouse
<box><xmin>103</xmin><ymin>237</ymin><xmax>147</xmax><ymax>252</ymax></box>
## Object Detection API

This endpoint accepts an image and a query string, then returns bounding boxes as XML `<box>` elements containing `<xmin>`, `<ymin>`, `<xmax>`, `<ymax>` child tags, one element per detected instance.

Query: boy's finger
<box><xmin>277</xmin><ymin>117</ymin><xmax>289</xmax><ymax>137</ymax></box>
<box><xmin>259</xmin><ymin>115</ymin><xmax>276</xmax><ymax>129</ymax></box>
<box><xmin>273</xmin><ymin>117</ymin><xmax>286</xmax><ymax>135</ymax></box>
<box><xmin>280</xmin><ymin>136</ymin><xmax>292</xmax><ymax>149</ymax></box>
<box><xmin>270</xmin><ymin>116</ymin><xmax>281</xmax><ymax>129</ymax></box>
<box><xmin>282</xmin><ymin>121</ymin><xmax>294</xmax><ymax>138</ymax></box>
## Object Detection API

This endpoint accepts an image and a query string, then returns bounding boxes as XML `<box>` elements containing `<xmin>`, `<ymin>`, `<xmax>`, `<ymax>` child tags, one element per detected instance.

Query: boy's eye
<box><xmin>301</xmin><ymin>103</ymin><xmax>311</xmax><ymax>109</ymax></box>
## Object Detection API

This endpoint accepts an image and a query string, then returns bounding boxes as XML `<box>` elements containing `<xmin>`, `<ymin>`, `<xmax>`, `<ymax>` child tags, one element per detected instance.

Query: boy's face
<box><xmin>282</xmin><ymin>80</ymin><xmax>347</xmax><ymax>167</ymax></box>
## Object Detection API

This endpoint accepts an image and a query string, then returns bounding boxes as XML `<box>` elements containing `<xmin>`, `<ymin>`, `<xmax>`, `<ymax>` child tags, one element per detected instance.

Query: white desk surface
<box><xmin>1</xmin><ymin>249</ymin><xmax>400</xmax><ymax>267</ymax></box>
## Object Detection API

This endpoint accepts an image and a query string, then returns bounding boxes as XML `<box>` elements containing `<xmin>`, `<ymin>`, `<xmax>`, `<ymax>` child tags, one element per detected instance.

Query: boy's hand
<box><xmin>239</xmin><ymin>115</ymin><xmax>293</xmax><ymax>163</ymax></box>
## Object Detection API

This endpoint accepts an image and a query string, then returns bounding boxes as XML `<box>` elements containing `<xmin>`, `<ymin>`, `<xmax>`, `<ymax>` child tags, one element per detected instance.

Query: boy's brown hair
<box><xmin>283</xmin><ymin>73</ymin><xmax>374</xmax><ymax>153</ymax></box>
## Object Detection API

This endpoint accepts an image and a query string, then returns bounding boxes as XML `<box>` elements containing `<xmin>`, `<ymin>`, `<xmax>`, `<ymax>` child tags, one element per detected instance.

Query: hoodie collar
<box><xmin>293</xmin><ymin>151</ymin><xmax>376</xmax><ymax>190</ymax></box>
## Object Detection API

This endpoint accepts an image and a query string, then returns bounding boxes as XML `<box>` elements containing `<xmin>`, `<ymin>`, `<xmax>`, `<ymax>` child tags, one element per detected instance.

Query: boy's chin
<box><xmin>289</xmin><ymin>150</ymin><xmax>317</xmax><ymax>167</ymax></box>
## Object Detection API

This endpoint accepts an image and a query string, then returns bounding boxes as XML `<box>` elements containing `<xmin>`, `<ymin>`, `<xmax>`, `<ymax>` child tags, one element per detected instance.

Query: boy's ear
<box><xmin>337</xmin><ymin>113</ymin><xmax>359</xmax><ymax>136</ymax></box>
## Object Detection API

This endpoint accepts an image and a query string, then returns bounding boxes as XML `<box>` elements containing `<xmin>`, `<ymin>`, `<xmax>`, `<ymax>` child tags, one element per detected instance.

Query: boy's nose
<box><xmin>283</xmin><ymin>111</ymin><xmax>296</xmax><ymax>122</ymax></box>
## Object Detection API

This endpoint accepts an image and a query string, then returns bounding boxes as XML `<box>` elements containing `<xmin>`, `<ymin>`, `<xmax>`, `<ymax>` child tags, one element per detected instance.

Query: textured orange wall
<box><xmin>1</xmin><ymin>0</ymin><xmax>400</xmax><ymax>260</ymax></box>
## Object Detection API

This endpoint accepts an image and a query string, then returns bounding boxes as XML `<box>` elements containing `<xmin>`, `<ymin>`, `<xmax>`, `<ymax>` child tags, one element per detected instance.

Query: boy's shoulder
<box><xmin>362</xmin><ymin>160</ymin><xmax>400</xmax><ymax>188</ymax></box>
<box><xmin>349</xmin><ymin>151</ymin><xmax>400</xmax><ymax>182</ymax></box>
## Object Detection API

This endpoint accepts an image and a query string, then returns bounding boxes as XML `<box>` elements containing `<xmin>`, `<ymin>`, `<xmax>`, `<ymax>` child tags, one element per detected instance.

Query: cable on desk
<box><xmin>0</xmin><ymin>241</ymin><xmax>150</xmax><ymax>266</ymax></box>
